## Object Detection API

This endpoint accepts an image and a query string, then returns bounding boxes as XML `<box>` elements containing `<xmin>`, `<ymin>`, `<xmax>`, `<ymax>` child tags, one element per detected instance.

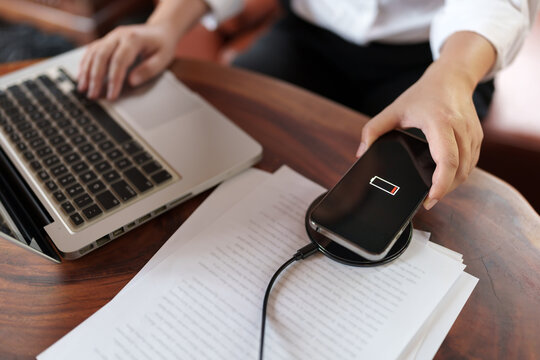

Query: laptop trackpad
<box><xmin>112</xmin><ymin>71</ymin><xmax>200</xmax><ymax>130</ymax></box>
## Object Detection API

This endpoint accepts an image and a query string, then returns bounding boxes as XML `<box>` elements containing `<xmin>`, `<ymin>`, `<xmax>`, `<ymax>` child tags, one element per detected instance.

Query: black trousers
<box><xmin>233</xmin><ymin>12</ymin><xmax>494</xmax><ymax>119</ymax></box>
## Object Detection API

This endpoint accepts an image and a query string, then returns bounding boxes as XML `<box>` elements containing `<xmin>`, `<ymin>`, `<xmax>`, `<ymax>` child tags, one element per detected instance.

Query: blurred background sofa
<box><xmin>0</xmin><ymin>0</ymin><xmax>538</xmax><ymax>213</ymax></box>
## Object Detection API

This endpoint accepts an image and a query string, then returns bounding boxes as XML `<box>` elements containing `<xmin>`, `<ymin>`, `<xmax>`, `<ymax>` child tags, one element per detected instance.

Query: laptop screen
<box><xmin>0</xmin><ymin>199</ymin><xmax>59</xmax><ymax>262</ymax></box>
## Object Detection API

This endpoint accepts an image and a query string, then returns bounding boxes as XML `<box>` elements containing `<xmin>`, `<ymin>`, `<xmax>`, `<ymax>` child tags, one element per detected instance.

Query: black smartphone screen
<box><xmin>310</xmin><ymin>130</ymin><xmax>436</xmax><ymax>257</ymax></box>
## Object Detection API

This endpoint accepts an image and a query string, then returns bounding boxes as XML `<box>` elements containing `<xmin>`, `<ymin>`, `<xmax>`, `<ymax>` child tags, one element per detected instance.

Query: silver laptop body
<box><xmin>0</xmin><ymin>48</ymin><xmax>262</xmax><ymax>260</ymax></box>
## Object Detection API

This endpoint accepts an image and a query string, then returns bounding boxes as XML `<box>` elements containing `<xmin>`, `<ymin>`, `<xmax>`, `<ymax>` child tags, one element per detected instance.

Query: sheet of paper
<box><xmin>400</xmin><ymin>272</ymin><xmax>478</xmax><ymax>360</ymax></box>
<box><xmin>39</xmin><ymin>166</ymin><xmax>468</xmax><ymax>360</ymax></box>
<box><xmin>125</xmin><ymin>168</ymin><xmax>271</xmax><ymax>291</ymax></box>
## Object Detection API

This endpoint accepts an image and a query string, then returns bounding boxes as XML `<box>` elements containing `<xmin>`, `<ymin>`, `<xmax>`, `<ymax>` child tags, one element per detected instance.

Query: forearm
<box><xmin>148</xmin><ymin>0</ymin><xmax>209</xmax><ymax>42</ymax></box>
<box><xmin>430</xmin><ymin>31</ymin><xmax>497</xmax><ymax>93</ymax></box>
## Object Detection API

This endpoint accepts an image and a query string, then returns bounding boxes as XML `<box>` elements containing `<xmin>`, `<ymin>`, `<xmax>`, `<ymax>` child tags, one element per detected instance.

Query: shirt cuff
<box><xmin>430</xmin><ymin>0</ymin><xmax>530</xmax><ymax>80</ymax></box>
<box><xmin>202</xmin><ymin>0</ymin><xmax>244</xmax><ymax>29</ymax></box>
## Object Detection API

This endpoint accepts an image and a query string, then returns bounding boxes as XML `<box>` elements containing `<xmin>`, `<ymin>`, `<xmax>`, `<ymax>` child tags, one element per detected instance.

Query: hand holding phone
<box><xmin>309</xmin><ymin>130</ymin><xmax>436</xmax><ymax>261</ymax></box>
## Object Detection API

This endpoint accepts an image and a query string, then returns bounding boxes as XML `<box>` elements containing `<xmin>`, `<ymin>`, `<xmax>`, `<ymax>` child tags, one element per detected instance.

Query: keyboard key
<box><xmin>66</xmin><ymin>183</ymin><xmax>84</xmax><ymax>198</ymax></box>
<box><xmin>71</xmin><ymin>134</ymin><xmax>86</xmax><ymax>146</ymax></box>
<box><xmin>45</xmin><ymin>180</ymin><xmax>58</xmax><ymax>191</ymax></box>
<box><xmin>99</xmin><ymin>140</ymin><xmax>114</xmax><ymax>151</ymax></box>
<box><xmin>30</xmin><ymin>160</ymin><xmax>42</xmax><ymax>171</ymax></box>
<box><xmin>59</xmin><ymin>174</ymin><xmax>76</xmax><ymax>187</ymax></box>
<box><xmin>107</xmin><ymin>149</ymin><xmax>122</xmax><ymax>160</ymax></box>
<box><xmin>3</xmin><ymin>124</ymin><xmax>13</xmax><ymax>134</ymax></box>
<box><xmin>36</xmin><ymin>146</ymin><xmax>53</xmax><ymax>158</ymax></box>
<box><xmin>74</xmin><ymin>193</ymin><xmax>93</xmax><ymax>209</ymax></box>
<box><xmin>43</xmin><ymin>155</ymin><xmax>60</xmax><ymax>168</ymax></box>
<box><xmin>56</xmin><ymin>143</ymin><xmax>72</xmax><ymax>155</ymax></box>
<box><xmin>83</xmin><ymin>123</ymin><xmax>99</xmax><ymax>134</ymax></box>
<box><xmin>76</xmin><ymin>115</ymin><xmax>91</xmax><ymax>126</ymax></box>
<box><xmin>88</xmin><ymin>180</ymin><xmax>106</xmax><ymax>194</ymax></box>
<box><xmin>43</xmin><ymin>127</ymin><xmax>58</xmax><ymax>138</ymax></box>
<box><xmin>115</xmin><ymin>157</ymin><xmax>132</xmax><ymax>170</ymax></box>
<box><xmin>53</xmin><ymin>191</ymin><xmax>66</xmax><ymax>203</ymax></box>
<box><xmin>95</xmin><ymin>160</ymin><xmax>112</xmax><ymax>173</ymax></box>
<box><xmin>61</xmin><ymin>201</ymin><xmax>75</xmax><ymax>214</ymax></box>
<box><xmin>30</xmin><ymin>112</ymin><xmax>45</xmax><ymax>121</ymax></box>
<box><xmin>51</xmin><ymin>164</ymin><xmax>68</xmax><ymax>177</ymax></box>
<box><xmin>87</xmin><ymin>152</ymin><xmax>103</xmax><ymax>164</ymax></box>
<box><xmin>35</xmin><ymin>119</ymin><xmax>51</xmax><ymax>129</ymax></box>
<box><xmin>151</xmin><ymin>170</ymin><xmax>172</xmax><ymax>184</ymax></box>
<box><xmin>103</xmin><ymin>170</ymin><xmax>121</xmax><ymax>183</ymax></box>
<box><xmin>9</xmin><ymin>133</ymin><xmax>20</xmax><ymax>143</ymax></box>
<box><xmin>16</xmin><ymin>142</ymin><xmax>27</xmax><ymax>152</ymax></box>
<box><xmin>49</xmin><ymin>135</ymin><xmax>64</xmax><ymax>146</ymax></box>
<box><xmin>64</xmin><ymin>126</ymin><xmax>79</xmax><ymax>137</ymax></box>
<box><xmin>17</xmin><ymin>121</ymin><xmax>32</xmax><ymax>132</ymax></box>
<box><xmin>72</xmin><ymin>161</ymin><xmax>89</xmax><ymax>174</ymax></box>
<box><xmin>70</xmin><ymin>108</ymin><xmax>82</xmax><ymax>117</ymax></box>
<box><xmin>23</xmin><ymin>129</ymin><xmax>39</xmax><ymax>140</ymax></box>
<box><xmin>69</xmin><ymin>212</ymin><xmax>84</xmax><ymax>226</ymax></box>
<box><xmin>90</xmin><ymin>132</ymin><xmax>107</xmax><ymax>143</ymax></box>
<box><xmin>111</xmin><ymin>180</ymin><xmax>137</xmax><ymax>201</ymax></box>
<box><xmin>82</xmin><ymin>204</ymin><xmax>102</xmax><ymax>220</ymax></box>
<box><xmin>37</xmin><ymin>170</ymin><xmax>49</xmax><ymax>181</ymax></box>
<box><xmin>96</xmin><ymin>190</ymin><xmax>120</xmax><ymax>210</ymax></box>
<box><xmin>57</xmin><ymin>119</ymin><xmax>71</xmax><ymax>128</ymax></box>
<box><xmin>80</xmin><ymin>170</ymin><xmax>97</xmax><ymax>184</ymax></box>
<box><xmin>23</xmin><ymin>151</ymin><xmax>35</xmax><ymax>161</ymax></box>
<box><xmin>133</xmin><ymin>152</ymin><xmax>152</xmax><ymax>165</ymax></box>
<box><xmin>29</xmin><ymin>138</ymin><xmax>46</xmax><ymax>149</ymax></box>
<box><xmin>64</xmin><ymin>152</ymin><xmax>81</xmax><ymax>164</ymax></box>
<box><xmin>79</xmin><ymin>143</ymin><xmax>95</xmax><ymax>154</ymax></box>
<box><xmin>124</xmin><ymin>167</ymin><xmax>154</xmax><ymax>193</ymax></box>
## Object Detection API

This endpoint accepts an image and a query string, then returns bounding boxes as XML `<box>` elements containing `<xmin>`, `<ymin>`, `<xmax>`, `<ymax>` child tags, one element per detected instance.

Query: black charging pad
<box><xmin>305</xmin><ymin>193</ymin><xmax>412</xmax><ymax>267</ymax></box>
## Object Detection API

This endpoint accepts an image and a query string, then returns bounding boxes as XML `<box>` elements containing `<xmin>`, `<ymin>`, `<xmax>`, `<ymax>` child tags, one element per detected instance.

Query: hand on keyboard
<box><xmin>77</xmin><ymin>23</ymin><xmax>178</xmax><ymax>101</ymax></box>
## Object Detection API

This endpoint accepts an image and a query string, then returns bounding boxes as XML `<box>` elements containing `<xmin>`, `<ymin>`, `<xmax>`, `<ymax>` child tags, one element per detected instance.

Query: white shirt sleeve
<box><xmin>430</xmin><ymin>0</ymin><xmax>540</xmax><ymax>80</ymax></box>
<box><xmin>202</xmin><ymin>0</ymin><xmax>244</xmax><ymax>26</ymax></box>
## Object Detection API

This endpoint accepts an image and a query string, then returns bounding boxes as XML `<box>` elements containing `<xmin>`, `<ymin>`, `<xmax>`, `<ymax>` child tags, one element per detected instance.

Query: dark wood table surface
<box><xmin>0</xmin><ymin>59</ymin><xmax>539</xmax><ymax>359</ymax></box>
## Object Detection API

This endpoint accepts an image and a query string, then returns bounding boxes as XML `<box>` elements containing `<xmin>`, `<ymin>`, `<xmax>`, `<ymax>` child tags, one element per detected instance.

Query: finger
<box><xmin>470</xmin><ymin>124</ymin><xmax>483</xmax><ymax>175</ymax></box>
<box><xmin>77</xmin><ymin>46</ymin><xmax>95</xmax><ymax>93</ymax></box>
<box><xmin>356</xmin><ymin>107</ymin><xmax>399</xmax><ymax>157</ymax></box>
<box><xmin>449</xmin><ymin>127</ymin><xmax>471</xmax><ymax>193</ymax></box>
<box><xmin>87</xmin><ymin>40</ymin><xmax>118</xmax><ymax>99</ymax></box>
<box><xmin>471</xmin><ymin>140</ymin><xmax>481</xmax><ymax>174</ymax></box>
<box><xmin>422</xmin><ymin>125</ymin><xmax>459</xmax><ymax>210</ymax></box>
<box><xmin>106</xmin><ymin>40</ymin><xmax>139</xmax><ymax>100</ymax></box>
<box><xmin>128</xmin><ymin>51</ymin><xmax>172</xmax><ymax>87</ymax></box>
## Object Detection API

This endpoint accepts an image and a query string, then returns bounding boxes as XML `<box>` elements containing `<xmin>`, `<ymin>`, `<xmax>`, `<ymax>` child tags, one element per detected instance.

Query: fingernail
<box><xmin>424</xmin><ymin>198</ymin><xmax>438</xmax><ymax>210</ymax></box>
<box><xmin>356</xmin><ymin>142</ymin><xmax>367</xmax><ymax>158</ymax></box>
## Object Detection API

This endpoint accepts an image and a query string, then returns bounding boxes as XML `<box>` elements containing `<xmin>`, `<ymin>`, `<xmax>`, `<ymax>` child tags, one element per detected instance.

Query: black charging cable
<box><xmin>259</xmin><ymin>242</ymin><xmax>319</xmax><ymax>360</ymax></box>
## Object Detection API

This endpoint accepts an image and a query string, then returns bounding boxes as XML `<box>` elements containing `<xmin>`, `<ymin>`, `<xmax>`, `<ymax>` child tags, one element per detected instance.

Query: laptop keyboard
<box><xmin>0</xmin><ymin>68</ymin><xmax>174</xmax><ymax>229</ymax></box>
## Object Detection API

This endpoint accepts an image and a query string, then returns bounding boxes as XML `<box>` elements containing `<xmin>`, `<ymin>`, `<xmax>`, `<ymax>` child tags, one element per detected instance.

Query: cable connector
<box><xmin>294</xmin><ymin>242</ymin><xmax>319</xmax><ymax>261</ymax></box>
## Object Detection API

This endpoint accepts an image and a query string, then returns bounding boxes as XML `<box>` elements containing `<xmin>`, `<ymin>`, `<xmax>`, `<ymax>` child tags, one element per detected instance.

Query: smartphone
<box><xmin>309</xmin><ymin>130</ymin><xmax>436</xmax><ymax>261</ymax></box>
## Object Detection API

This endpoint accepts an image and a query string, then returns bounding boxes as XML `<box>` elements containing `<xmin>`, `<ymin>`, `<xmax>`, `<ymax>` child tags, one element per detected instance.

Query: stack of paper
<box><xmin>39</xmin><ymin>166</ymin><xmax>477</xmax><ymax>360</ymax></box>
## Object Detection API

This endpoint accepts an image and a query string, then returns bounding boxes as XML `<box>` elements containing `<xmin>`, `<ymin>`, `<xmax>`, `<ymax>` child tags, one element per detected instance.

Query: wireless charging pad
<box><xmin>305</xmin><ymin>193</ymin><xmax>412</xmax><ymax>267</ymax></box>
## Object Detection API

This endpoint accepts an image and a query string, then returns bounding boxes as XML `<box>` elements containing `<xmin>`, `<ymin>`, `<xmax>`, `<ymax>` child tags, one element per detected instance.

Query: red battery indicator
<box><xmin>370</xmin><ymin>176</ymin><xmax>400</xmax><ymax>196</ymax></box>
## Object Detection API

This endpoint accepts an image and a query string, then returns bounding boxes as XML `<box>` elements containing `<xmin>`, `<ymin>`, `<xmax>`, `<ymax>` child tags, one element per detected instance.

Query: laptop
<box><xmin>0</xmin><ymin>48</ymin><xmax>262</xmax><ymax>262</ymax></box>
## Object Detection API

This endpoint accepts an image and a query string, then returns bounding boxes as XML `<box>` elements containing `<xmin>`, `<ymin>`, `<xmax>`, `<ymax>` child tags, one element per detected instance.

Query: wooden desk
<box><xmin>0</xmin><ymin>59</ymin><xmax>539</xmax><ymax>359</ymax></box>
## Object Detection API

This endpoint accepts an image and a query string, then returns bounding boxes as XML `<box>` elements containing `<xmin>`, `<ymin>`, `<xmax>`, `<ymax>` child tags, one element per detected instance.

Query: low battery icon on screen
<box><xmin>370</xmin><ymin>176</ymin><xmax>400</xmax><ymax>196</ymax></box>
